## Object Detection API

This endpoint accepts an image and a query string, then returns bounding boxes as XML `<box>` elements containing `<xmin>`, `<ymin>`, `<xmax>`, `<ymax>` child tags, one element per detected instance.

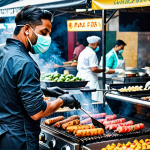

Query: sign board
<box><xmin>67</xmin><ymin>18</ymin><xmax>102</xmax><ymax>32</ymax></box>
<box><xmin>0</xmin><ymin>7</ymin><xmax>22</xmax><ymax>17</ymax></box>
<box><xmin>92</xmin><ymin>0</ymin><xmax>150</xmax><ymax>10</ymax></box>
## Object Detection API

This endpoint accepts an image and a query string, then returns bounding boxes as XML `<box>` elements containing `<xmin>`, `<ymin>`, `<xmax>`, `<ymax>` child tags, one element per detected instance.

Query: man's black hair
<box><xmin>14</xmin><ymin>5</ymin><xmax>53</xmax><ymax>35</ymax></box>
<box><xmin>114</xmin><ymin>40</ymin><xmax>126</xmax><ymax>47</ymax></box>
<box><xmin>77</xmin><ymin>38</ymin><xmax>83</xmax><ymax>44</ymax></box>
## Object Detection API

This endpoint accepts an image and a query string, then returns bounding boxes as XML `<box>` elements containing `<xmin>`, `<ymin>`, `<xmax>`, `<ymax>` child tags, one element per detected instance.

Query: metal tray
<box><xmin>109</xmin><ymin>83</ymin><xmax>150</xmax><ymax>96</ymax></box>
<box><xmin>41</xmin><ymin>81</ymin><xmax>88</xmax><ymax>88</ymax></box>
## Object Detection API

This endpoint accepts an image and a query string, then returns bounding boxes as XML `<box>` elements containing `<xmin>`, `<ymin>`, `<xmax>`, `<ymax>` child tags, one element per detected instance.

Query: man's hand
<box><xmin>59</xmin><ymin>94</ymin><xmax>81</xmax><ymax>109</ymax></box>
<box><xmin>115</xmin><ymin>69</ymin><xmax>125</xmax><ymax>74</ymax></box>
<box><xmin>105</xmin><ymin>67</ymin><xmax>109</xmax><ymax>73</ymax></box>
<box><xmin>41</xmin><ymin>86</ymin><xmax>65</xmax><ymax>97</ymax></box>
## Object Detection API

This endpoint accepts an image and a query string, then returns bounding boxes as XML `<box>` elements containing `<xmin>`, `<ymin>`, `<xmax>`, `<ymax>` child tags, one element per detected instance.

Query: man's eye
<box><xmin>42</xmin><ymin>32</ymin><xmax>47</xmax><ymax>35</ymax></box>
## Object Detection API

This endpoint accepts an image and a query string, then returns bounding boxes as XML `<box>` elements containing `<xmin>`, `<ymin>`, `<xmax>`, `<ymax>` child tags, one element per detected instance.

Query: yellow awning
<box><xmin>92</xmin><ymin>0</ymin><xmax>150</xmax><ymax>10</ymax></box>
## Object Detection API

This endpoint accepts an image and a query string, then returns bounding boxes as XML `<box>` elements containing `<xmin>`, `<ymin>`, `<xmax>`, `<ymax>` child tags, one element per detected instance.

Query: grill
<box><xmin>40</xmin><ymin>115</ymin><xmax>150</xmax><ymax>149</ymax></box>
<box><xmin>39</xmin><ymin>84</ymin><xmax>150</xmax><ymax>150</ymax></box>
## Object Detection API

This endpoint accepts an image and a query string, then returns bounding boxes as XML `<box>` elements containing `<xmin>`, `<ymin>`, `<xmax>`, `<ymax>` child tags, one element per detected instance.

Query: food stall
<box><xmin>40</xmin><ymin>88</ymin><xmax>150</xmax><ymax>150</ymax></box>
<box><xmin>39</xmin><ymin>73</ymin><xmax>150</xmax><ymax>150</ymax></box>
<box><xmin>1</xmin><ymin>1</ymin><xmax>150</xmax><ymax>150</ymax></box>
<box><xmin>41</xmin><ymin>2</ymin><xmax>150</xmax><ymax>150</ymax></box>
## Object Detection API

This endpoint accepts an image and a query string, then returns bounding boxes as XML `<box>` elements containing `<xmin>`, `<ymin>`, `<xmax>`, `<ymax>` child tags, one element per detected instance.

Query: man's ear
<box><xmin>114</xmin><ymin>45</ymin><xmax>118</xmax><ymax>49</ymax></box>
<box><xmin>24</xmin><ymin>24</ymin><xmax>30</xmax><ymax>36</ymax></box>
<box><xmin>25</xmin><ymin>31</ymin><xmax>29</xmax><ymax>36</ymax></box>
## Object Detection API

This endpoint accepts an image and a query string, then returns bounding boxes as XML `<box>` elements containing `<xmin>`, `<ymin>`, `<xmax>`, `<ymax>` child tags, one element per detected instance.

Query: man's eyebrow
<box><xmin>41</xmin><ymin>27</ymin><xmax>49</xmax><ymax>32</ymax></box>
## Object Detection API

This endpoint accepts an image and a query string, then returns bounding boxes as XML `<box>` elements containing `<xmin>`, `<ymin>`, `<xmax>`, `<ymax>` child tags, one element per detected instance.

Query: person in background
<box><xmin>72</xmin><ymin>38</ymin><xmax>85</xmax><ymax>61</ymax></box>
<box><xmin>0</xmin><ymin>5</ymin><xmax>81</xmax><ymax>150</ymax></box>
<box><xmin>106</xmin><ymin>40</ymin><xmax>126</xmax><ymax>70</ymax></box>
<box><xmin>77</xmin><ymin>36</ymin><xmax>124</xmax><ymax>102</ymax></box>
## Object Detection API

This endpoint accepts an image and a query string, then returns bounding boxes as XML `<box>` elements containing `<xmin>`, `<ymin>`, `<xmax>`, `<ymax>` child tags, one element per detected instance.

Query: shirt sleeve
<box><xmin>106</xmin><ymin>54</ymin><xmax>114</xmax><ymax>68</ymax></box>
<box><xmin>89</xmin><ymin>53</ymin><xmax>98</xmax><ymax>68</ymax></box>
<box><xmin>73</xmin><ymin>47</ymin><xmax>78</xmax><ymax>55</ymax></box>
<box><xmin>14</xmin><ymin>61</ymin><xmax>47</xmax><ymax>116</ymax></box>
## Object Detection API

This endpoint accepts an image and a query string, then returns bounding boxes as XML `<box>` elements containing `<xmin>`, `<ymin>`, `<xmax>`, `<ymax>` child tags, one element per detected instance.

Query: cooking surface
<box><xmin>40</xmin><ymin>115</ymin><xmax>150</xmax><ymax>145</ymax></box>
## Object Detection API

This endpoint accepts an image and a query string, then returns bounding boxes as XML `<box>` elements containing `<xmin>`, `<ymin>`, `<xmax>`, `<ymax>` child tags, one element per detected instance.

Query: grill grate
<box><xmin>40</xmin><ymin>114</ymin><xmax>150</xmax><ymax>144</ymax></box>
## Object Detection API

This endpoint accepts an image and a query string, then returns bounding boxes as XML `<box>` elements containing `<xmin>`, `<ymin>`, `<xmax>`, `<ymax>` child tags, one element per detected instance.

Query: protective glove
<box><xmin>115</xmin><ymin>69</ymin><xmax>125</xmax><ymax>74</ymax></box>
<box><xmin>58</xmin><ymin>94</ymin><xmax>81</xmax><ymax>109</ymax></box>
<box><xmin>105</xmin><ymin>67</ymin><xmax>109</xmax><ymax>73</ymax></box>
<box><xmin>41</xmin><ymin>86</ymin><xmax>66</xmax><ymax>97</ymax></box>
<box><xmin>145</xmin><ymin>81</ymin><xmax>150</xmax><ymax>89</ymax></box>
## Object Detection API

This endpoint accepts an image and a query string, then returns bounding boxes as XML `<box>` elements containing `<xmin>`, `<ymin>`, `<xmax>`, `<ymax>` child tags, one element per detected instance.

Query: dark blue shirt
<box><xmin>0</xmin><ymin>38</ymin><xmax>46</xmax><ymax>150</ymax></box>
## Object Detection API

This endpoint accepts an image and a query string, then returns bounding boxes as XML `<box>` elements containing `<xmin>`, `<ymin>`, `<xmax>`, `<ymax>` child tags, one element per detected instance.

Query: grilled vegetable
<box><xmin>101</xmin><ymin>138</ymin><xmax>150</xmax><ymax>150</ymax></box>
<box><xmin>42</xmin><ymin>72</ymin><xmax>82</xmax><ymax>82</ymax></box>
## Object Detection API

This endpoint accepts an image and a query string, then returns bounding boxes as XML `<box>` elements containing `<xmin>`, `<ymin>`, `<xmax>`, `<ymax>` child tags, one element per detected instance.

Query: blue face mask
<box><xmin>118</xmin><ymin>49</ymin><xmax>123</xmax><ymax>54</ymax></box>
<box><xmin>94</xmin><ymin>46</ymin><xmax>99</xmax><ymax>52</ymax></box>
<box><xmin>17</xmin><ymin>25</ymin><xmax>51</xmax><ymax>54</ymax></box>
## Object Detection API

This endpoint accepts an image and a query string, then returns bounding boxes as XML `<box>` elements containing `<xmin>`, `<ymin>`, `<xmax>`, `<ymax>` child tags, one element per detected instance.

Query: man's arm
<box><xmin>31</xmin><ymin>98</ymin><xmax>63</xmax><ymax>120</ymax></box>
<box><xmin>31</xmin><ymin>94</ymin><xmax>81</xmax><ymax>120</ymax></box>
<box><xmin>107</xmin><ymin>68</ymin><xmax>115</xmax><ymax>74</ymax></box>
<box><xmin>71</xmin><ymin>47</ymin><xmax>78</xmax><ymax>61</ymax></box>
<box><xmin>72</xmin><ymin>54</ymin><xmax>78</xmax><ymax>61</ymax></box>
<box><xmin>15</xmin><ymin>62</ymin><xmax>64</xmax><ymax>121</ymax></box>
<box><xmin>90</xmin><ymin>67</ymin><xmax>115</xmax><ymax>74</ymax></box>
<box><xmin>90</xmin><ymin>67</ymin><xmax>103</xmax><ymax>73</ymax></box>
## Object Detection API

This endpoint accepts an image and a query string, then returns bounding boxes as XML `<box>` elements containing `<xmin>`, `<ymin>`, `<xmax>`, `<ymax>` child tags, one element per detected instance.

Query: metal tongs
<box><xmin>80</xmin><ymin>107</ymin><xmax>105</xmax><ymax>132</ymax></box>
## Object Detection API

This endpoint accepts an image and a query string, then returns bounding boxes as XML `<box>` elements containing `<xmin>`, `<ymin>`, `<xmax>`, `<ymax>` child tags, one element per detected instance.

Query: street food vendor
<box><xmin>77</xmin><ymin>36</ymin><xmax>124</xmax><ymax>102</ymax></box>
<box><xmin>71</xmin><ymin>38</ymin><xmax>85</xmax><ymax>61</ymax></box>
<box><xmin>0</xmin><ymin>5</ymin><xmax>81</xmax><ymax>150</ymax></box>
<box><xmin>106</xmin><ymin>40</ymin><xmax>126</xmax><ymax>69</ymax></box>
<box><xmin>100</xmin><ymin>40</ymin><xmax>126</xmax><ymax>78</ymax></box>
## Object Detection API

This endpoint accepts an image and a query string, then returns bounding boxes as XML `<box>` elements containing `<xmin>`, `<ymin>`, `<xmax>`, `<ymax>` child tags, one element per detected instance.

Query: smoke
<box><xmin>30</xmin><ymin>39</ymin><xmax>65</xmax><ymax>73</ymax></box>
<box><xmin>65</xmin><ymin>90</ymin><xmax>106</xmax><ymax>118</ymax></box>
<box><xmin>104</xmin><ymin>105</ymin><xmax>113</xmax><ymax>115</ymax></box>
<box><xmin>30</xmin><ymin>15</ymin><xmax>69</xmax><ymax>73</ymax></box>
<box><xmin>119</xmin><ymin>101</ymin><xmax>136</xmax><ymax>117</ymax></box>
<box><xmin>120</xmin><ymin>19</ymin><xmax>140</xmax><ymax>31</ymax></box>
<box><xmin>0</xmin><ymin>23</ymin><xmax>15</xmax><ymax>45</ymax></box>
<box><xmin>0</xmin><ymin>17</ymin><xmax>16</xmax><ymax>45</ymax></box>
<box><xmin>0</xmin><ymin>15</ymin><xmax>68</xmax><ymax>74</ymax></box>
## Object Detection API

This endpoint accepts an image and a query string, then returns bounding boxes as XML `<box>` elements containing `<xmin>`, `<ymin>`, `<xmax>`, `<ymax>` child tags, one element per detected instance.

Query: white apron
<box><xmin>100</xmin><ymin>49</ymin><xmax>125</xmax><ymax>78</ymax></box>
<box><xmin>114</xmin><ymin>50</ymin><xmax>125</xmax><ymax>69</ymax></box>
<box><xmin>77</xmin><ymin>71</ymin><xmax>103</xmax><ymax>102</ymax></box>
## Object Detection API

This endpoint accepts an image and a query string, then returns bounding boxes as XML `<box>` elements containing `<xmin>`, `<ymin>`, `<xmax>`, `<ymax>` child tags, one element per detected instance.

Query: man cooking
<box><xmin>106</xmin><ymin>40</ymin><xmax>126</xmax><ymax>73</ymax></box>
<box><xmin>77</xmin><ymin>36</ymin><xmax>125</xmax><ymax>102</ymax></box>
<box><xmin>71</xmin><ymin>38</ymin><xmax>85</xmax><ymax>61</ymax></box>
<box><xmin>0</xmin><ymin>5</ymin><xmax>81</xmax><ymax>150</ymax></box>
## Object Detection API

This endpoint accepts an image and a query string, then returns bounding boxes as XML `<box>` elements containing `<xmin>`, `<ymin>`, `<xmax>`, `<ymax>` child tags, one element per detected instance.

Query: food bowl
<box><xmin>125</xmin><ymin>71</ymin><xmax>136</xmax><ymax>77</ymax></box>
<box><xmin>126</xmin><ymin>74</ymin><xmax>136</xmax><ymax>77</ymax></box>
<box><xmin>125</xmin><ymin>67</ymin><xmax>135</xmax><ymax>70</ymax></box>
<box><xmin>138</xmin><ymin>72</ymin><xmax>148</xmax><ymax>77</ymax></box>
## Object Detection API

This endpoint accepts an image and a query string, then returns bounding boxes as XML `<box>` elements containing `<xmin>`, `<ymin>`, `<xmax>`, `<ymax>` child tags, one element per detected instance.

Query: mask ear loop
<box><xmin>24</xmin><ymin>25</ymin><xmax>33</xmax><ymax>47</ymax></box>
<box><xmin>26</xmin><ymin>35</ymin><xmax>33</xmax><ymax>47</ymax></box>
<box><xmin>17</xmin><ymin>25</ymin><xmax>33</xmax><ymax>47</ymax></box>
